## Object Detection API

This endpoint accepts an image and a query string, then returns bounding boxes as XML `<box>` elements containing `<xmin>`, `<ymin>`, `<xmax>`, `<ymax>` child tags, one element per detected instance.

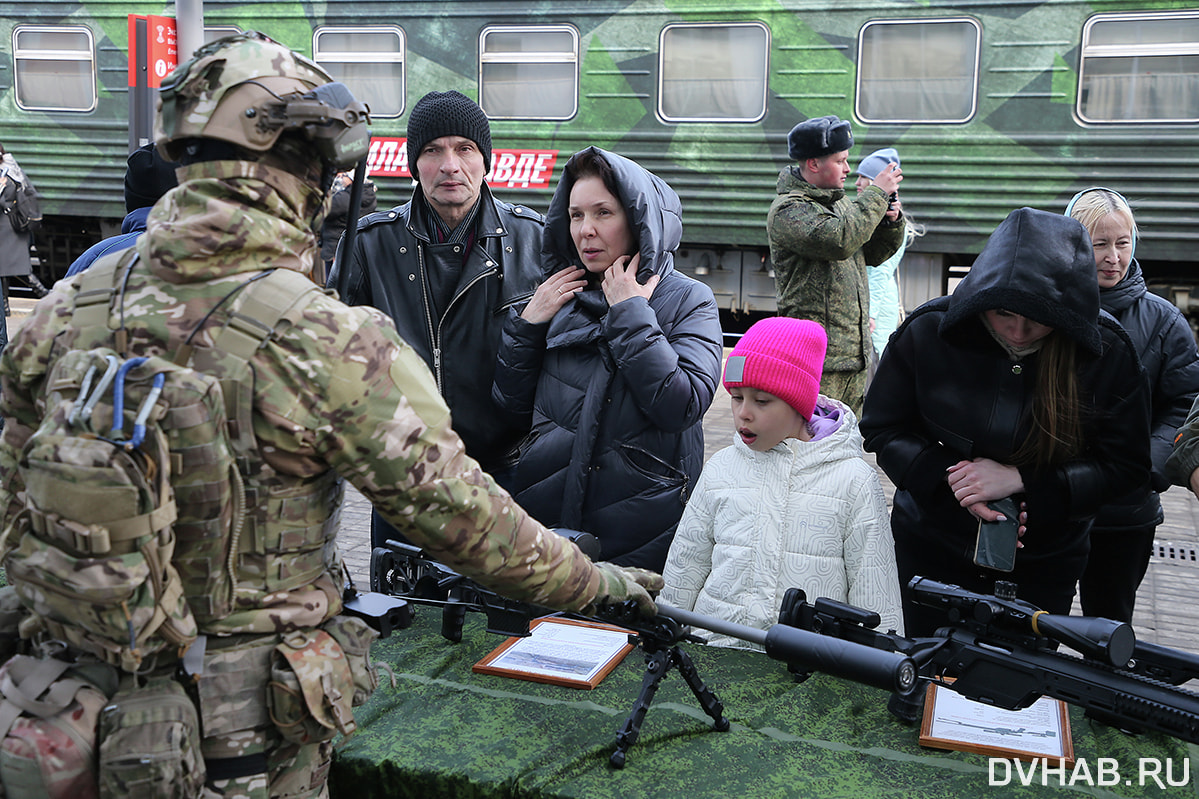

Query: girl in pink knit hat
<box><xmin>660</xmin><ymin>316</ymin><xmax>904</xmax><ymax>646</ymax></box>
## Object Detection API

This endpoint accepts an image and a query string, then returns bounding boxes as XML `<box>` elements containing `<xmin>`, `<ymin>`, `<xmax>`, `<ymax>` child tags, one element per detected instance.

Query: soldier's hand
<box><xmin>590</xmin><ymin>562</ymin><xmax>665</xmax><ymax>616</ymax></box>
<box><xmin>871</xmin><ymin>161</ymin><xmax>902</xmax><ymax>195</ymax></box>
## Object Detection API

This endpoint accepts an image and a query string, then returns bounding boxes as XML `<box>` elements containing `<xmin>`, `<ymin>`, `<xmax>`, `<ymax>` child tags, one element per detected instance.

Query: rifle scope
<box><xmin>656</xmin><ymin>601</ymin><xmax>919</xmax><ymax>696</ymax></box>
<box><xmin>909</xmin><ymin>577</ymin><xmax>1135</xmax><ymax>667</ymax></box>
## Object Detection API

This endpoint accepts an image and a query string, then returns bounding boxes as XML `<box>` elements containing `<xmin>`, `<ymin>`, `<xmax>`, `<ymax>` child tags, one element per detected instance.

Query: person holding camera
<box><xmin>852</xmin><ymin>148</ymin><xmax>925</xmax><ymax>367</ymax></box>
<box><xmin>767</xmin><ymin>115</ymin><xmax>904</xmax><ymax>415</ymax></box>
<box><xmin>860</xmin><ymin>208</ymin><xmax>1151</xmax><ymax>636</ymax></box>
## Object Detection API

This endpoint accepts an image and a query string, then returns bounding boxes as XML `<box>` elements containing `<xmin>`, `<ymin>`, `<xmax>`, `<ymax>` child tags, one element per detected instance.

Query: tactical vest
<box><xmin>41</xmin><ymin>251</ymin><xmax>342</xmax><ymax>641</ymax></box>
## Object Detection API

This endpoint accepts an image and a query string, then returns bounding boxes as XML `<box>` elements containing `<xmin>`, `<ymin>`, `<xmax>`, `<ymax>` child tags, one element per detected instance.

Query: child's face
<box><xmin>729</xmin><ymin>387</ymin><xmax>809</xmax><ymax>451</ymax></box>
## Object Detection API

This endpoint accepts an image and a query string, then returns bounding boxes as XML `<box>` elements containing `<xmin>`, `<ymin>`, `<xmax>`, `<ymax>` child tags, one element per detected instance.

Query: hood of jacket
<box><xmin>542</xmin><ymin>147</ymin><xmax>681</xmax><ymax>316</ymax></box>
<box><xmin>141</xmin><ymin>159</ymin><xmax>324</xmax><ymax>283</ymax></box>
<box><xmin>941</xmin><ymin>207</ymin><xmax>1102</xmax><ymax>355</ymax></box>
<box><xmin>121</xmin><ymin>205</ymin><xmax>153</xmax><ymax>236</ymax></box>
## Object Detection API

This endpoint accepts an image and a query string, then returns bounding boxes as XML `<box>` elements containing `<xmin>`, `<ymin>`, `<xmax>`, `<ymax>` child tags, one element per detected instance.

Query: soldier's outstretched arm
<box><xmin>257</xmin><ymin>300</ymin><xmax>662</xmax><ymax>615</ymax></box>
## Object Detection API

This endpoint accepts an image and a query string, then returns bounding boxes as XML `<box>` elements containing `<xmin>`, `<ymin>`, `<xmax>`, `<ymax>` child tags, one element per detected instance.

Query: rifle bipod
<box><xmin>609</xmin><ymin>615</ymin><xmax>730</xmax><ymax>768</ymax></box>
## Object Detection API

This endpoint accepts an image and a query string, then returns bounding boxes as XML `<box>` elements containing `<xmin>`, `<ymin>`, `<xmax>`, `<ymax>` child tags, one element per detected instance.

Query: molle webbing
<box><xmin>67</xmin><ymin>254</ymin><xmax>338</xmax><ymax>627</ymax></box>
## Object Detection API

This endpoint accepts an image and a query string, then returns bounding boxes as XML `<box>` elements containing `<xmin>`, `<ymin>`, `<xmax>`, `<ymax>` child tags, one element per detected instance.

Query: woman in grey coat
<box><xmin>0</xmin><ymin>145</ymin><xmax>42</xmax><ymax>304</ymax></box>
<box><xmin>492</xmin><ymin>147</ymin><xmax>723</xmax><ymax>572</ymax></box>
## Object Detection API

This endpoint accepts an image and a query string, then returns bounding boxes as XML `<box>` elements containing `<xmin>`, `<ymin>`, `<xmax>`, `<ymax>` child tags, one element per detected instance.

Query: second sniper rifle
<box><xmin>779</xmin><ymin>577</ymin><xmax>1199</xmax><ymax>744</ymax></box>
<box><xmin>371</xmin><ymin>539</ymin><xmax>919</xmax><ymax>767</ymax></box>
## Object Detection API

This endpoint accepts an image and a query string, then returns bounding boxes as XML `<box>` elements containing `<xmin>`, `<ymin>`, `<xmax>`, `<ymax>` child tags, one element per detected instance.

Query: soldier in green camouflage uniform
<box><xmin>767</xmin><ymin>116</ymin><xmax>904</xmax><ymax>415</ymax></box>
<box><xmin>0</xmin><ymin>32</ymin><xmax>661</xmax><ymax>799</ymax></box>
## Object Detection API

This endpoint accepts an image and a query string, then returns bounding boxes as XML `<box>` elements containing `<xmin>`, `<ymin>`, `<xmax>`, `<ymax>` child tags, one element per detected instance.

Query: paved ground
<box><xmin>8</xmin><ymin>298</ymin><xmax>1199</xmax><ymax>653</ymax></box>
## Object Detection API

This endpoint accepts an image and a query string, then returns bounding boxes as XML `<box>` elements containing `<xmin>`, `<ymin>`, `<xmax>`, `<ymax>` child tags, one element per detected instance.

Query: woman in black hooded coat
<box><xmin>492</xmin><ymin>147</ymin><xmax>722</xmax><ymax>572</ymax></box>
<box><xmin>860</xmin><ymin>207</ymin><xmax>1151</xmax><ymax>636</ymax></box>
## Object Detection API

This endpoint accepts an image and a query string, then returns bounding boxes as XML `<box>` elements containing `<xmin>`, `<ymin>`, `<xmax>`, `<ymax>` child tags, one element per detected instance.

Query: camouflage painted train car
<box><xmin>2</xmin><ymin>0</ymin><xmax>1197</xmax><ymax>321</ymax></box>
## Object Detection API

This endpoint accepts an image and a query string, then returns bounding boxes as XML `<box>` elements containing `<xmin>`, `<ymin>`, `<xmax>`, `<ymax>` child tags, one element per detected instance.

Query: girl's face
<box><xmin>729</xmin><ymin>386</ymin><xmax>809</xmax><ymax>451</ymax></box>
<box><xmin>1090</xmin><ymin>213</ymin><xmax>1134</xmax><ymax>289</ymax></box>
<box><xmin>569</xmin><ymin>175</ymin><xmax>635</xmax><ymax>273</ymax></box>
<box><xmin>984</xmin><ymin>309</ymin><xmax>1054</xmax><ymax>351</ymax></box>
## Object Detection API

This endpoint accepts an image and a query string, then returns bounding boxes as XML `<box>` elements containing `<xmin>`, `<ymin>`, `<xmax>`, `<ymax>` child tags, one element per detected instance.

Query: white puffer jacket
<box><xmin>661</xmin><ymin>397</ymin><xmax>904</xmax><ymax>648</ymax></box>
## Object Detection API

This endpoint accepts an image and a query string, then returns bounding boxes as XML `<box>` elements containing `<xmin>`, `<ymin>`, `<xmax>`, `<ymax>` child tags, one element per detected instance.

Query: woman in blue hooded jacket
<box><xmin>492</xmin><ymin>147</ymin><xmax>722</xmax><ymax>572</ymax></box>
<box><xmin>1066</xmin><ymin>188</ymin><xmax>1199</xmax><ymax>622</ymax></box>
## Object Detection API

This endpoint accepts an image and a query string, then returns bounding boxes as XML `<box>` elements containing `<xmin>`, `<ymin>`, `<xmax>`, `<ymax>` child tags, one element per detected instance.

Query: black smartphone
<box><xmin>973</xmin><ymin>497</ymin><xmax>1020</xmax><ymax>572</ymax></box>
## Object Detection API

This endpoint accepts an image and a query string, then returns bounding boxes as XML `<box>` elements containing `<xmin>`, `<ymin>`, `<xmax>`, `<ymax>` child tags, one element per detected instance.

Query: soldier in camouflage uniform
<box><xmin>767</xmin><ymin>115</ymin><xmax>905</xmax><ymax>415</ymax></box>
<box><xmin>0</xmin><ymin>32</ymin><xmax>661</xmax><ymax>799</ymax></box>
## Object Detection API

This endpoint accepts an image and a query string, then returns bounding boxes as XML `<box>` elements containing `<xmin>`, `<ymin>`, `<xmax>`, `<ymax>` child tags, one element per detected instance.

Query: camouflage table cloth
<box><xmin>330</xmin><ymin>610</ymin><xmax>1199</xmax><ymax>798</ymax></box>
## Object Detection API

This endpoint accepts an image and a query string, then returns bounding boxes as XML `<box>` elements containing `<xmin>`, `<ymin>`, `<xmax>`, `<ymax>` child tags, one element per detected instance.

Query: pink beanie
<box><xmin>723</xmin><ymin>317</ymin><xmax>828</xmax><ymax>419</ymax></box>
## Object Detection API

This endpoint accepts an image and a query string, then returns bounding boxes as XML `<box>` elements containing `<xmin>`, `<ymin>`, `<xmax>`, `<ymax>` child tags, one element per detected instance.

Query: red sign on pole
<box><xmin>128</xmin><ymin>15</ymin><xmax>178</xmax><ymax>88</ymax></box>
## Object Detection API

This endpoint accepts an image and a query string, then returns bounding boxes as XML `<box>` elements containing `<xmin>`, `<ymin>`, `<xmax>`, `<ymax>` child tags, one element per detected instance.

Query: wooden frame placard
<box><xmin>472</xmin><ymin>616</ymin><xmax>636</xmax><ymax>690</ymax></box>
<box><xmin>919</xmin><ymin>679</ymin><xmax>1075</xmax><ymax>767</ymax></box>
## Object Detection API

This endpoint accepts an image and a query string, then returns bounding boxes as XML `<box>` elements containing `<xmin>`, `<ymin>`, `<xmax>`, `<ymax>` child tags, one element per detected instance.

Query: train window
<box><xmin>479</xmin><ymin>26</ymin><xmax>578</xmax><ymax>120</ymax></box>
<box><xmin>659</xmin><ymin>23</ymin><xmax>769</xmax><ymax>123</ymax></box>
<box><xmin>856</xmin><ymin>19</ymin><xmax>979</xmax><ymax>124</ymax></box>
<box><xmin>313</xmin><ymin>27</ymin><xmax>405</xmax><ymax>118</ymax></box>
<box><xmin>1078</xmin><ymin>12</ymin><xmax>1199</xmax><ymax>124</ymax></box>
<box><xmin>12</xmin><ymin>25</ymin><xmax>96</xmax><ymax>113</ymax></box>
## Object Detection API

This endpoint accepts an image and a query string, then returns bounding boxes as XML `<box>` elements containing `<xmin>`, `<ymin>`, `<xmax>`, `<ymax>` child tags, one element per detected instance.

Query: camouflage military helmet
<box><xmin>157</xmin><ymin>31</ymin><xmax>370</xmax><ymax>170</ymax></box>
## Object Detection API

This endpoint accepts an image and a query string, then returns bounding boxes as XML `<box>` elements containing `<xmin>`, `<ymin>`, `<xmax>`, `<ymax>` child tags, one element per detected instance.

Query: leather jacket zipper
<box><xmin>419</xmin><ymin>241</ymin><xmax>498</xmax><ymax>393</ymax></box>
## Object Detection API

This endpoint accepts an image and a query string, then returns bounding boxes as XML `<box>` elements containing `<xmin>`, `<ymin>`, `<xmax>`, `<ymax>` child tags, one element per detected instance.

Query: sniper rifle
<box><xmin>778</xmin><ymin>577</ymin><xmax>1199</xmax><ymax>745</ymax></box>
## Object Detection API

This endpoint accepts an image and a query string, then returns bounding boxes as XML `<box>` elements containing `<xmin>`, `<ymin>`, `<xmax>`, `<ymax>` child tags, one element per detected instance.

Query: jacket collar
<box><xmin>407</xmin><ymin>183</ymin><xmax>508</xmax><ymax>244</ymax></box>
<box><xmin>1100</xmin><ymin>258</ymin><xmax>1147</xmax><ymax>314</ymax></box>
<box><xmin>776</xmin><ymin>165</ymin><xmax>844</xmax><ymax>206</ymax></box>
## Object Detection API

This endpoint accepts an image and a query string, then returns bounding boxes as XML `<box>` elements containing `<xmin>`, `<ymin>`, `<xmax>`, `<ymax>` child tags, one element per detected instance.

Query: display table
<box><xmin>330</xmin><ymin>609</ymin><xmax>1199</xmax><ymax>798</ymax></box>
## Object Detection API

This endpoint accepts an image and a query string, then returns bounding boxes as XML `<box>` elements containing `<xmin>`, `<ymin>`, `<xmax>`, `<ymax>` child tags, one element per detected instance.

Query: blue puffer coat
<box><xmin>492</xmin><ymin>147</ymin><xmax>723</xmax><ymax>571</ymax></box>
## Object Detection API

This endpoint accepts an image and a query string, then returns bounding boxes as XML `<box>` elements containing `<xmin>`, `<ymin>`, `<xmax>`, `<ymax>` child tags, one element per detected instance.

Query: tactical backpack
<box><xmin>1</xmin><ymin>249</ymin><xmax>322</xmax><ymax>673</ymax></box>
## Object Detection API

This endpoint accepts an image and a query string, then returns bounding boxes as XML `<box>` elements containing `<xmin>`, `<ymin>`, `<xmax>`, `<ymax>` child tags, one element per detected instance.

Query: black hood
<box><xmin>941</xmin><ymin>207</ymin><xmax>1102</xmax><ymax>355</ymax></box>
<box><xmin>542</xmin><ymin>146</ymin><xmax>682</xmax><ymax>285</ymax></box>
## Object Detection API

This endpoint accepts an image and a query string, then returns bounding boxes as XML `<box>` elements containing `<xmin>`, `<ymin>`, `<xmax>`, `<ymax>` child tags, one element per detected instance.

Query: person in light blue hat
<box><xmin>853</xmin><ymin>148</ymin><xmax>924</xmax><ymax>363</ymax></box>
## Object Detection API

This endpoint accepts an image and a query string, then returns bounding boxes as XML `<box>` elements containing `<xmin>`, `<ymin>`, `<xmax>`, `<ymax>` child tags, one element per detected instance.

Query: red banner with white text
<box><xmin>366</xmin><ymin>137</ymin><xmax>558</xmax><ymax>190</ymax></box>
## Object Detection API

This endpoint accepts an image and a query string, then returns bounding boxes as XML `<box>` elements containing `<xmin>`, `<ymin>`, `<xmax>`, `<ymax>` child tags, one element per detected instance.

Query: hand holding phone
<box><xmin>973</xmin><ymin>496</ymin><xmax>1021</xmax><ymax>572</ymax></box>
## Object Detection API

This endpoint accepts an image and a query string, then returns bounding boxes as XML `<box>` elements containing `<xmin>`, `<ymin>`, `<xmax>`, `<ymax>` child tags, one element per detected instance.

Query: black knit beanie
<box><xmin>406</xmin><ymin>91</ymin><xmax>492</xmax><ymax>177</ymax></box>
<box><xmin>125</xmin><ymin>142</ymin><xmax>179</xmax><ymax>213</ymax></box>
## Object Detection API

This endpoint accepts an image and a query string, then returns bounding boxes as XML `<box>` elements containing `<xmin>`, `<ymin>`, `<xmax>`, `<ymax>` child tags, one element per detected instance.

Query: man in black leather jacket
<box><xmin>327</xmin><ymin>91</ymin><xmax>545</xmax><ymax>548</ymax></box>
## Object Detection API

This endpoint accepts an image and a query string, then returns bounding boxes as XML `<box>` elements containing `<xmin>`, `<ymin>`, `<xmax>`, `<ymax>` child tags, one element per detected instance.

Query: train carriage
<box><xmin>1</xmin><ymin>0</ymin><xmax>1197</xmax><ymax>326</ymax></box>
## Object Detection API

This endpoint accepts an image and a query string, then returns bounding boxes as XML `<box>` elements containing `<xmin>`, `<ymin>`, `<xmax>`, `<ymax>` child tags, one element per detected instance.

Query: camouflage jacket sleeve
<box><xmin>252</xmin><ymin>295</ymin><xmax>604</xmax><ymax>612</ymax></box>
<box><xmin>768</xmin><ymin>185</ymin><xmax>893</xmax><ymax>264</ymax></box>
<box><xmin>1166</xmin><ymin>396</ymin><xmax>1199</xmax><ymax>487</ymax></box>
<box><xmin>861</xmin><ymin>212</ymin><xmax>906</xmax><ymax>269</ymax></box>
<box><xmin>0</xmin><ymin>290</ymin><xmax>75</xmax><ymax>524</ymax></box>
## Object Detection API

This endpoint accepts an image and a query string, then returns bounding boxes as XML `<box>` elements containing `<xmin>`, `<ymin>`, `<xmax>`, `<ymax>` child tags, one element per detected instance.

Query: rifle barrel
<box><xmin>657</xmin><ymin>601</ymin><xmax>918</xmax><ymax>695</ymax></box>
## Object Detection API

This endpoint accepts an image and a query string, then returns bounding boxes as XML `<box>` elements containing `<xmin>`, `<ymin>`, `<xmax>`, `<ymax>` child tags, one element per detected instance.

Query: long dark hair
<box><xmin>1011</xmin><ymin>331</ymin><xmax>1084</xmax><ymax>467</ymax></box>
